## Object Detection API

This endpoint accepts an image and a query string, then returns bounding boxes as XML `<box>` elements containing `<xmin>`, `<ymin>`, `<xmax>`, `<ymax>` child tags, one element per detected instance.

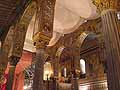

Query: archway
<box><xmin>44</xmin><ymin>62</ymin><xmax>53</xmax><ymax>80</ymax></box>
<box><xmin>10</xmin><ymin>1</ymin><xmax>37</xmax><ymax>90</ymax></box>
<box><xmin>77</xmin><ymin>31</ymin><xmax>107</xmax><ymax>90</ymax></box>
<box><xmin>32</xmin><ymin>1</ymin><xmax>98</xmax><ymax>89</ymax></box>
<box><xmin>79</xmin><ymin>59</ymin><xmax>86</xmax><ymax>78</ymax></box>
<box><xmin>0</xmin><ymin>1</ymin><xmax>37</xmax><ymax>90</ymax></box>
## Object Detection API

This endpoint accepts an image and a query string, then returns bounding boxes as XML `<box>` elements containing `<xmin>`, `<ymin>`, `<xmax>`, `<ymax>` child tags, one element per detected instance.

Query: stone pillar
<box><xmin>33</xmin><ymin>32</ymin><xmax>50</xmax><ymax>90</ymax></box>
<box><xmin>101</xmin><ymin>9</ymin><xmax>120</xmax><ymax>90</ymax></box>
<box><xmin>33</xmin><ymin>0</ymin><xmax>56</xmax><ymax>89</ymax></box>
<box><xmin>33</xmin><ymin>49</ymin><xmax>45</xmax><ymax>90</ymax></box>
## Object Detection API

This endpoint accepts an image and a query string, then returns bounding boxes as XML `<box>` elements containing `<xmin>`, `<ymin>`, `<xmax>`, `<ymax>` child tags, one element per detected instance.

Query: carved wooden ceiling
<box><xmin>0</xmin><ymin>0</ymin><xmax>17</xmax><ymax>26</ymax></box>
<box><xmin>0</xmin><ymin>0</ymin><xmax>31</xmax><ymax>41</ymax></box>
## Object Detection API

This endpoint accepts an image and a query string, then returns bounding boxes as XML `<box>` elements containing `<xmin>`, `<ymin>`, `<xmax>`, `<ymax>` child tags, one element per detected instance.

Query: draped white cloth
<box><xmin>47</xmin><ymin>0</ymin><xmax>99</xmax><ymax>46</ymax></box>
<box><xmin>24</xmin><ymin>13</ymin><xmax>36</xmax><ymax>52</ymax></box>
<box><xmin>25</xmin><ymin>0</ymin><xmax>99</xmax><ymax>48</ymax></box>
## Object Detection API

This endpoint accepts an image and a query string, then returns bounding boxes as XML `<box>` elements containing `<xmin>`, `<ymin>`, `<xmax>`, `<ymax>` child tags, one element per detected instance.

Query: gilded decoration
<box><xmin>56</xmin><ymin>46</ymin><xmax>65</xmax><ymax>58</ymax></box>
<box><xmin>9</xmin><ymin>2</ymin><xmax>37</xmax><ymax>57</ymax></box>
<box><xmin>9</xmin><ymin>24</ymin><xmax>26</xmax><ymax>57</ymax></box>
<box><xmin>3</xmin><ymin>1</ymin><xmax>37</xmax><ymax>57</ymax></box>
<box><xmin>92</xmin><ymin>0</ymin><xmax>117</xmax><ymax>12</ymax></box>
<box><xmin>20</xmin><ymin>1</ymin><xmax>37</xmax><ymax>28</ymax></box>
<box><xmin>33</xmin><ymin>0</ymin><xmax>56</xmax><ymax>49</ymax></box>
<box><xmin>33</xmin><ymin>32</ymin><xmax>50</xmax><ymax>49</ymax></box>
<box><xmin>76</xmin><ymin>31</ymin><xmax>95</xmax><ymax>48</ymax></box>
<box><xmin>36</xmin><ymin>0</ymin><xmax>56</xmax><ymax>33</ymax></box>
<box><xmin>2</xmin><ymin>26</ymin><xmax>15</xmax><ymax>55</ymax></box>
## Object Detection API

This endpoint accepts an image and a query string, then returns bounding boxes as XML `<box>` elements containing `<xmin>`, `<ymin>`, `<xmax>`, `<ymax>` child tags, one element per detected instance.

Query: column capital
<box><xmin>33</xmin><ymin>32</ymin><xmax>50</xmax><ymax>49</ymax></box>
<box><xmin>101</xmin><ymin>9</ymin><xmax>117</xmax><ymax>16</ymax></box>
<box><xmin>92</xmin><ymin>0</ymin><xmax>118</xmax><ymax>13</ymax></box>
<box><xmin>9</xmin><ymin>56</ymin><xmax>20</xmax><ymax>66</ymax></box>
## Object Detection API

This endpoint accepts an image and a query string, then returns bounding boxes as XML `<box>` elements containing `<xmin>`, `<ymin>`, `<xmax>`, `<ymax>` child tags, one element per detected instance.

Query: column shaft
<box><xmin>33</xmin><ymin>49</ymin><xmax>45</xmax><ymax>90</ymax></box>
<box><xmin>101</xmin><ymin>9</ymin><xmax>120</xmax><ymax>90</ymax></box>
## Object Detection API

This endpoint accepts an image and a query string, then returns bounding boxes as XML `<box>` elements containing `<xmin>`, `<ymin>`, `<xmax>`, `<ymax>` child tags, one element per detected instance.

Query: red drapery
<box><xmin>1</xmin><ymin>50</ymin><xmax>33</xmax><ymax>90</ymax></box>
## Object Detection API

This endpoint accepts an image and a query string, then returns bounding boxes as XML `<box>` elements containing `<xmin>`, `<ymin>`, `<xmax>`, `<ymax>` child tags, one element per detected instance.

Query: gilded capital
<box><xmin>92</xmin><ymin>0</ymin><xmax>117</xmax><ymax>13</ymax></box>
<box><xmin>33</xmin><ymin>32</ymin><xmax>50</xmax><ymax>49</ymax></box>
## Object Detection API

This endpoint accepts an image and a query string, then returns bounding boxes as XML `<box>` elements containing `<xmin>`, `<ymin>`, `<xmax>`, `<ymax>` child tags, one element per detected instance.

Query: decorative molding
<box><xmin>20</xmin><ymin>1</ymin><xmax>37</xmax><ymax>27</ymax></box>
<box><xmin>56</xmin><ymin>46</ymin><xmax>65</xmax><ymax>58</ymax></box>
<box><xmin>76</xmin><ymin>31</ymin><xmax>95</xmax><ymax>48</ymax></box>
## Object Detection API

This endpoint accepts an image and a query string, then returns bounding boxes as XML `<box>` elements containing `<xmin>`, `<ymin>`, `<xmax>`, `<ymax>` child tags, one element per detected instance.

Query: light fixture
<box><xmin>80</xmin><ymin>59</ymin><xmax>86</xmax><ymax>74</ymax></box>
<box><xmin>44</xmin><ymin>62</ymin><xmax>53</xmax><ymax>80</ymax></box>
<box><xmin>0</xmin><ymin>41</ymin><xmax>1</xmax><ymax>49</ymax></box>
<box><xmin>117</xmin><ymin>12</ymin><xmax>120</xmax><ymax>20</ymax></box>
<box><xmin>64</xmin><ymin>67</ymin><xmax>67</xmax><ymax>78</ymax></box>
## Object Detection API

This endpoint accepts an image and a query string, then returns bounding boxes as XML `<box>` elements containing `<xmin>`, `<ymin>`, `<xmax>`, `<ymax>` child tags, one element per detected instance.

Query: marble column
<box><xmin>33</xmin><ymin>0</ymin><xmax>56</xmax><ymax>89</ymax></box>
<box><xmin>32</xmin><ymin>31</ymin><xmax>51</xmax><ymax>90</ymax></box>
<box><xmin>33</xmin><ymin>49</ymin><xmax>45</xmax><ymax>90</ymax></box>
<box><xmin>101</xmin><ymin>9</ymin><xmax>120</xmax><ymax>90</ymax></box>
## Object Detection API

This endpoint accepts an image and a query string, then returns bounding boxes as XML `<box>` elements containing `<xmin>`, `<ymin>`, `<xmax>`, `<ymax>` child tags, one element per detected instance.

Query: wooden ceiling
<box><xmin>0</xmin><ymin>0</ymin><xmax>31</xmax><ymax>41</ymax></box>
<box><xmin>0</xmin><ymin>0</ymin><xmax>17</xmax><ymax>26</ymax></box>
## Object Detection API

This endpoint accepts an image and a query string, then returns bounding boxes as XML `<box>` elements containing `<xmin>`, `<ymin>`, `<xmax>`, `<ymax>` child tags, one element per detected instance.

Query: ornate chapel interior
<box><xmin>0</xmin><ymin>0</ymin><xmax>120</xmax><ymax>90</ymax></box>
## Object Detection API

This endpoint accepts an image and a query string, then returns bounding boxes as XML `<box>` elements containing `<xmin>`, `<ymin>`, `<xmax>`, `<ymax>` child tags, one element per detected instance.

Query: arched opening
<box><xmin>79</xmin><ymin>59</ymin><xmax>86</xmax><ymax>78</ymax></box>
<box><xmin>79</xmin><ymin>32</ymin><xmax>101</xmax><ymax>78</ymax></box>
<box><xmin>78</xmin><ymin>31</ymin><xmax>107</xmax><ymax>90</ymax></box>
<box><xmin>44</xmin><ymin>62</ymin><xmax>53</xmax><ymax>80</ymax></box>
<box><xmin>0</xmin><ymin>1</ymin><xmax>38</xmax><ymax>90</ymax></box>
<box><xmin>80</xmin><ymin>59</ymin><xmax>86</xmax><ymax>74</ymax></box>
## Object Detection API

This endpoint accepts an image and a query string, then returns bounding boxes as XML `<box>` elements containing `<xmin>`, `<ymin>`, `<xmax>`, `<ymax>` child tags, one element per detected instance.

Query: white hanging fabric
<box><xmin>48</xmin><ymin>0</ymin><xmax>99</xmax><ymax>46</ymax></box>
